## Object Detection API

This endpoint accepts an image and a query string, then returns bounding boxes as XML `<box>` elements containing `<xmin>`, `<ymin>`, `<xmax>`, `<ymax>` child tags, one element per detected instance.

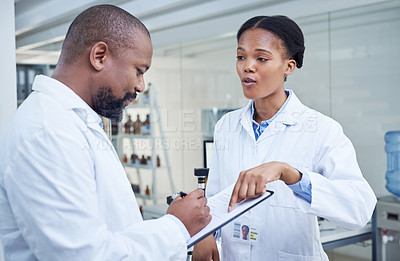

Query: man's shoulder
<box><xmin>1</xmin><ymin>92</ymin><xmax>87</xmax><ymax>149</ymax></box>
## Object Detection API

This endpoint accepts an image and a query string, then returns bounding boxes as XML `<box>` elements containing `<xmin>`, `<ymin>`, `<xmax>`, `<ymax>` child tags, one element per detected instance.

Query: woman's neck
<box><xmin>253</xmin><ymin>89</ymin><xmax>288</xmax><ymax>124</ymax></box>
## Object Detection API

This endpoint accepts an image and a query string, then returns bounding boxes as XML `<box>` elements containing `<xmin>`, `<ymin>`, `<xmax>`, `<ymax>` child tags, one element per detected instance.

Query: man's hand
<box><xmin>192</xmin><ymin>234</ymin><xmax>220</xmax><ymax>261</ymax></box>
<box><xmin>228</xmin><ymin>161</ymin><xmax>301</xmax><ymax>212</ymax></box>
<box><xmin>167</xmin><ymin>189</ymin><xmax>211</xmax><ymax>237</ymax></box>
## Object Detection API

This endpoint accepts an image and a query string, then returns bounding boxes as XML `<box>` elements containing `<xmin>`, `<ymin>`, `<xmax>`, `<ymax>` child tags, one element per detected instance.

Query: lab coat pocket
<box><xmin>278</xmin><ymin>251</ymin><xmax>323</xmax><ymax>261</ymax></box>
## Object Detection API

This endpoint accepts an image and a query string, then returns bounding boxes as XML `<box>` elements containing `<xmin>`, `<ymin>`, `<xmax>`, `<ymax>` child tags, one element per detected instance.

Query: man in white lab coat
<box><xmin>0</xmin><ymin>5</ymin><xmax>210</xmax><ymax>261</ymax></box>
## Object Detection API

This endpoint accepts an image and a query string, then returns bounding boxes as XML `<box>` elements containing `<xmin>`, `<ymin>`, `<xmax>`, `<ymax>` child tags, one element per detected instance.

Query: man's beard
<box><xmin>92</xmin><ymin>86</ymin><xmax>136</xmax><ymax>123</ymax></box>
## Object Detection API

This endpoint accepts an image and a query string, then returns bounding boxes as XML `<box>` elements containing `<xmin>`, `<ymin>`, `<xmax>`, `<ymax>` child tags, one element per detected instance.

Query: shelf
<box><xmin>135</xmin><ymin>194</ymin><xmax>152</xmax><ymax>200</ymax></box>
<box><xmin>122</xmin><ymin>163</ymin><xmax>163</xmax><ymax>169</ymax></box>
<box><xmin>112</xmin><ymin>83</ymin><xmax>175</xmax><ymax>205</ymax></box>
<box><xmin>112</xmin><ymin>134</ymin><xmax>152</xmax><ymax>139</ymax></box>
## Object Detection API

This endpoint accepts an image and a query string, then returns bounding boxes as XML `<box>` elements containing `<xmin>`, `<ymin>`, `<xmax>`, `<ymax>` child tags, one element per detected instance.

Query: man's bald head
<box><xmin>59</xmin><ymin>4</ymin><xmax>150</xmax><ymax>65</ymax></box>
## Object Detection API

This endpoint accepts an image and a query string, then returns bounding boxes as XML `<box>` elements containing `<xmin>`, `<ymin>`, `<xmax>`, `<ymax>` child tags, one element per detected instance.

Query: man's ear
<box><xmin>284</xmin><ymin>59</ymin><xmax>296</xmax><ymax>77</ymax></box>
<box><xmin>89</xmin><ymin>41</ymin><xmax>109</xmax><ymax>71</ymax></box>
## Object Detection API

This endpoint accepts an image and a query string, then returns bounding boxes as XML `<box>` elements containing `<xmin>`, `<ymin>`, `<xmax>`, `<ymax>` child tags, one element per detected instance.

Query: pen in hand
<box><xmin>166</xmin><ymin>191</ymin><xmax>187</xmax><ymax>205</ymax></box>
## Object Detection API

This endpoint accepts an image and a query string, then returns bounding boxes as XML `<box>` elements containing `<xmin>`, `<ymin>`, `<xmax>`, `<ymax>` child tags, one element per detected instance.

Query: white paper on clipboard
<box><xmin>187</xmin><ymin>183</ymin><xmax>274</xmax><ymax>248</ymax></box>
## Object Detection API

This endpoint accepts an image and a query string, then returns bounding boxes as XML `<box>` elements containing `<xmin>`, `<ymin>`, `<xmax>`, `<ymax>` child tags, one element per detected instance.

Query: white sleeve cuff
<box><xmin>165</xmin><ymin>214</ymin><xmax>191</xmax><ymax>243</ymax></box>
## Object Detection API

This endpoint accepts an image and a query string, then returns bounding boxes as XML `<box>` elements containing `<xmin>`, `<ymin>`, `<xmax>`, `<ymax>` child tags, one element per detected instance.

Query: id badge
<box><xmin>231</xmin><ymin>216</ymin><xmax>259</xmax><ymax>245</ymax></box>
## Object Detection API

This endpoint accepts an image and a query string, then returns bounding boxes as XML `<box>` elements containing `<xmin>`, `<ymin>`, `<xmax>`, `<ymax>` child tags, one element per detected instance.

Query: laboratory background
<box><xmin>1</xmin><ymin>0</ymin><xmax>400</xmax><ymax>260</ymax></box>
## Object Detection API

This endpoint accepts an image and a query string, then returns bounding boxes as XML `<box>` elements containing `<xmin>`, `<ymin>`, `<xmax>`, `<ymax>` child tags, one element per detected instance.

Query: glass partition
<box><xmin>146</xmin><ymin>0</ymin><xmax>400</xmax><ymax>199</ymax></box>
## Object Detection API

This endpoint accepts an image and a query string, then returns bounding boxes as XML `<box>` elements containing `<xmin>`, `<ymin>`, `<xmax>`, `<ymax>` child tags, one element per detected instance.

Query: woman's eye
<box><xmin>137</xmin><ymin>69</ymin><xmax>143</xmax><ymax>76</ymax></box>
<box><xmin>236</xmin><ymin>55</ymin><xmax>244</xmax><ymax>60</ymax></box>
<box><xmin>258</xmin><ymin>57</ymin><xmax>268</xmax><ymax>62</ymax></box>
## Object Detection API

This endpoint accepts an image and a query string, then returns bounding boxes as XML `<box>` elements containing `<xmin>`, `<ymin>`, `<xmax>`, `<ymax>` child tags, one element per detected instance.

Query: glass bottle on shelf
<box><xmin>156</xmin><ymin>155</ymin><xmax>161</xmax><ymax>167</ymax></box>
<box><xmin>111</xmin><ymin>122</ymin><xmax>119</xmax><ymax>135</ymax></box>
<box><xmin>142</xmin><ymin>114</ymin><xmax>151</xmax><ymax>135</ymax></box>
<box><xmin>131</xmin><ymin>184</ymin><xmax>140</xmax><ymax>194</ymax></box>
<box><xmin>123</xmin><ymin>154</ymin><xmax>128</xmax><ymax>163</ymax></box>
<box><xmin>124</xmin><ymin>115</ymin><xmax>134</xmax><ymax>134</ymax></box>
<box><xmin>140</xmin><ymin>155</ymin><xmax>147</xmax><ymax>165</ymax></box>
<box><xmin>130</xmin><ymin>154</ymin><xmax>136</xmax><ymax>164</ymax></box>
<box><xmin>147</xmin><ymin>156</ymin><xmax>151</xmax><ymax>166</ymax></box>
<box><xmin>134</xmin><ymin>114</ymin><xmax>142</xmax><ymax>135</ymax></box>
<box><xmin>145</xmin><ymin>185</ymin><xmax>150</xmax><ymax>196</ymax></box>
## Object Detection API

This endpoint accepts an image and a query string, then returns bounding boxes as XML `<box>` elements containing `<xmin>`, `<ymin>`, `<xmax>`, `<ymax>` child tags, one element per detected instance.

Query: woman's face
<box><xmin>236</xmin><ymin>28</ymin><xmax>294</xmax><ymax>101</ymax></box>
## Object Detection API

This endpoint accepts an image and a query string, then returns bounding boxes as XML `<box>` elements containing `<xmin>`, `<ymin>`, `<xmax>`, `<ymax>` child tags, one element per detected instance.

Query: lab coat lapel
<box><xmin>256</xmin><ymin>91</ymin><xmax>300</xmax><ymax>143</ymax></box>
<box><xmin>256</xmin><ymin>122</ymin><xmax>283</xmax><ymax>142</ymax></box>
<box><xmin>32</xmin><ymin>75</ymin><xmax>121</xmax><ymax>161</ymax></box>
<box><xmin>240</xmin><ymin>101</ymin><xmax>256</xmax><ymax>142</ymax></box>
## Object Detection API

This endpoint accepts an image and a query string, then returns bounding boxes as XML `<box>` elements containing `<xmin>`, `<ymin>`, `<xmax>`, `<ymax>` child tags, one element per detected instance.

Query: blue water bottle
<box><xmin>385</xmin><ymin>131</ymin><xmax>400</xmax><ymax>197</ymax></box>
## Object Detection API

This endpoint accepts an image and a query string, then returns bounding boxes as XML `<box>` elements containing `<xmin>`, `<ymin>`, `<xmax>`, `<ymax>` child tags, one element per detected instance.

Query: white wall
<box><xmin>0</xmin><ymin>1</ymin><xmax>16</xmax><ymax>260</ymax></box>
<box><xmin>288</xmin><ymin>2</ymin><xmax>400</xmax><ymax>198</ymax></box>
<box><xmin>0</xmin><ymin>0</ymin><xmax>17</xmax><ymax>136</ymax></box>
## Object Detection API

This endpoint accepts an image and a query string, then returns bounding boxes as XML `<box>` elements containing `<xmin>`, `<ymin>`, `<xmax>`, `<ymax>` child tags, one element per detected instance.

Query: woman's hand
<box><xmin>228</xmin><ymin>161</ymin><xmax>301</xmax><ymax>212</ymax></box>
<box><xmin>192</xmin><ymin>234</ymin><xmax>220</xmax><ymax>261</ymax></box>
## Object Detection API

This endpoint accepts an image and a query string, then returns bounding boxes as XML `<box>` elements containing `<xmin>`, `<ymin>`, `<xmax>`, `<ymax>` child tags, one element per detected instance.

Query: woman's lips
<box><xmin>242</xmin><ymin>77</ymin><xmax>256</xmax><ymax>87</ymax></box>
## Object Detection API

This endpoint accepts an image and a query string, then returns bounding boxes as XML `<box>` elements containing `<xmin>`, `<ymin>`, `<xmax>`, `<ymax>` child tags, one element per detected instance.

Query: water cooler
<box><xmin>374</xmin><ymin>131</ymin><xmax>400</xmax><ymax>261</ymax></box>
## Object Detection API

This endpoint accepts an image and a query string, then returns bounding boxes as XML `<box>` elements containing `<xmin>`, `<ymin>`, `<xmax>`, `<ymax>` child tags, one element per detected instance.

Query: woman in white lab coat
<box><xmin>192</xmin><ymin>15</ymin><xmax>376</xmax><ymax>261</ymax></box>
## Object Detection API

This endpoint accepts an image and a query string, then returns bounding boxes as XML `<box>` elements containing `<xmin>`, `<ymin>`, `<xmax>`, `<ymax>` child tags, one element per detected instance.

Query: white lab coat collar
<box><xmin>239</xmin><ymin>90</ymin><xmax>305</xmax><ymax>142</ymax></box>
<box><xmin>239</xmin><ymin>101</ymin><xmax>256</xmax><ymax>140</ymax></box>
<box><xmin>32</xmin><ymin>75</ymin><xmax>119</xmax><ymax>163</ymax></box>
<box><xmin>32</xmin><ymin>75</ymin><xmax>103</xmax><ymax>129</ymax></box>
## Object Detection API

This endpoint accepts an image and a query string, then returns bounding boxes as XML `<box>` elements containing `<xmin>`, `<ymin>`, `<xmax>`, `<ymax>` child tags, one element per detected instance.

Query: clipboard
<box><xmin>187</xmin><ymin>184</ymin><xmax>274</xmax><ymax>248</ymax></box>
